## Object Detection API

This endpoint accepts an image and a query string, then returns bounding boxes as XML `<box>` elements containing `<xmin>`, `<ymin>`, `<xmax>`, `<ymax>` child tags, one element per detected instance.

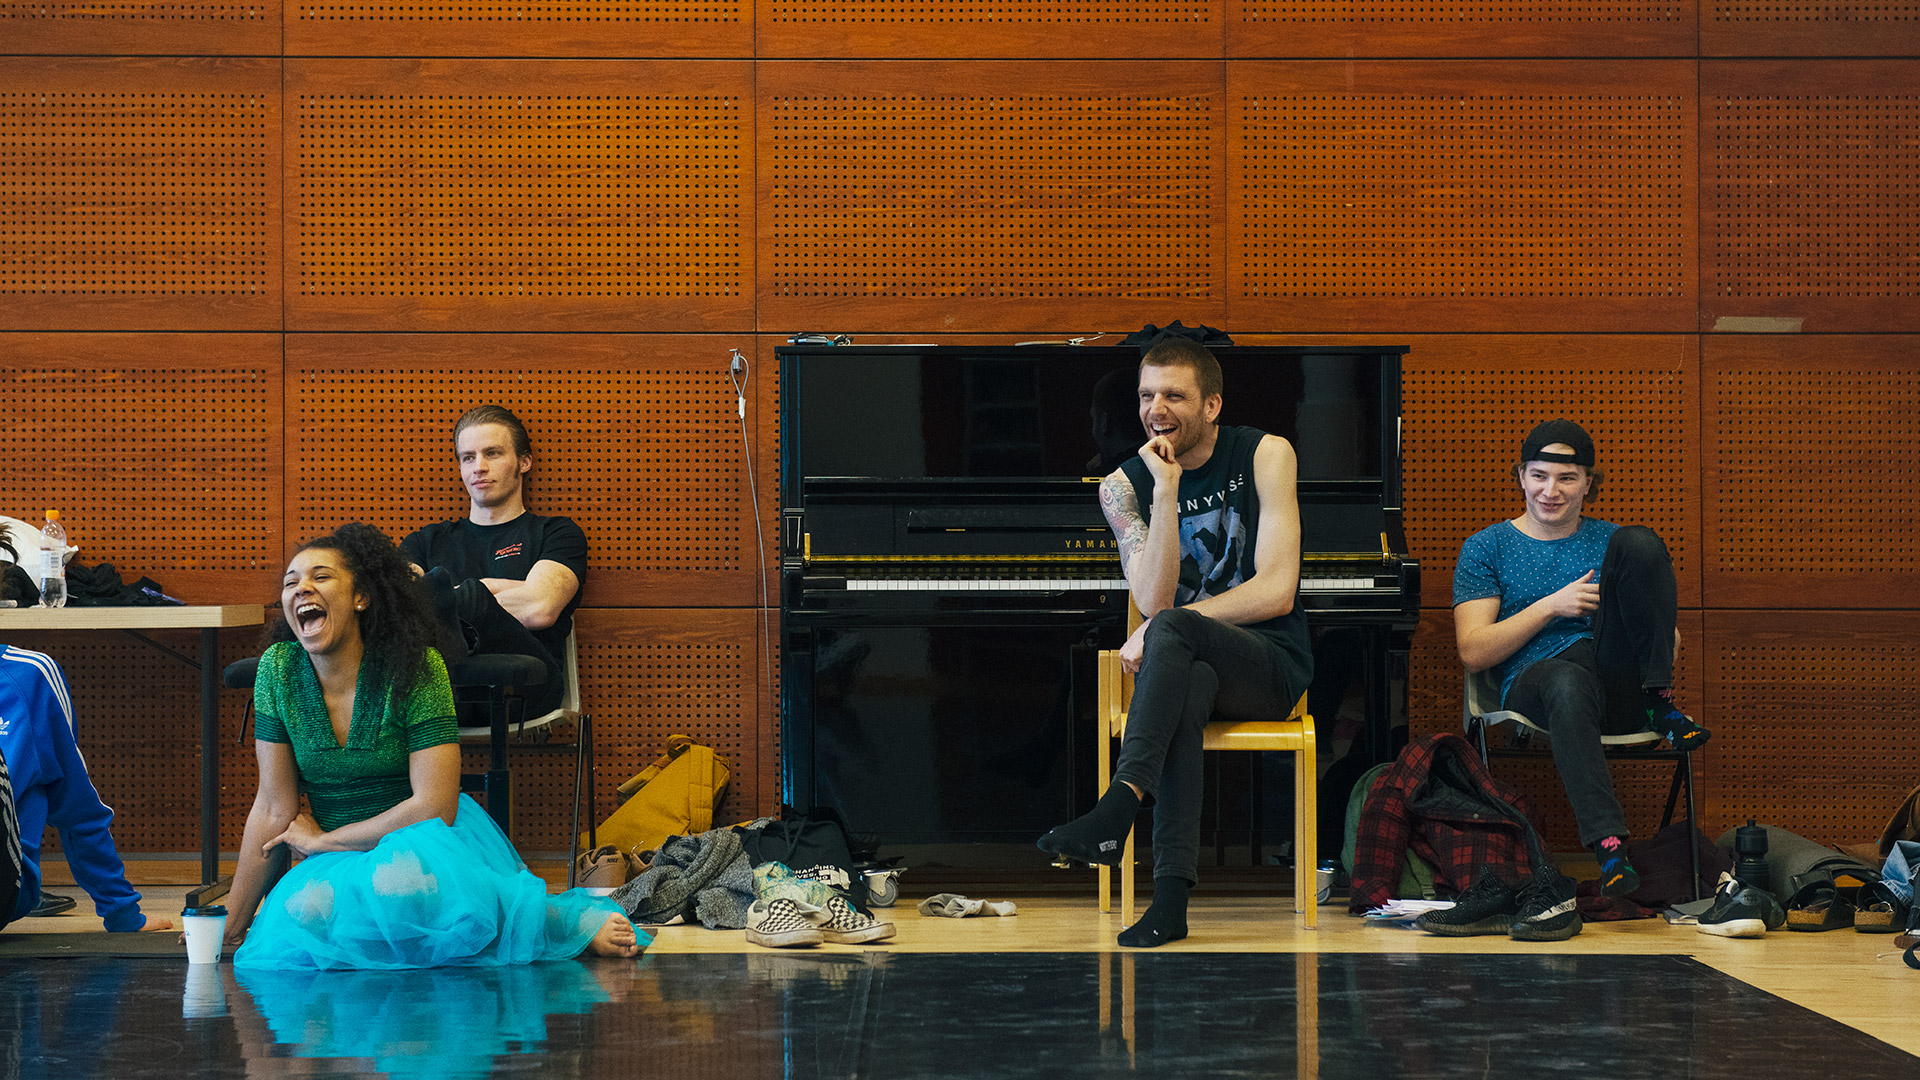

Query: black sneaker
<box><xmin>1697</xmin><ymin>872</ymin><xmax>1784</xmax><ymax>938</ymax></box>
<box><xmin>1415</xmin><ymin>866</ymin><xmax>1519</xmax><ymax>937</ymax></box>
<box><xmin>29</xmin><ymin>892</ymin><xmax>77</xmax><ymax>918</ymax></box>
<box><xmin>1510</xmin><ymin>869</ymin><xmax>1583</xmax><ymax>941</ymax></box>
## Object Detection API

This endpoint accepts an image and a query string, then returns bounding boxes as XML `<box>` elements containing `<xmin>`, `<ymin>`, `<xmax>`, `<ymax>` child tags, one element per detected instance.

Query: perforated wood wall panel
<box><xmin>1704</xmin><ymin>0</ymin><xmax>1920</xmax><ymax>56</ymax></box>
<box><xmin>1396</xmin><ymin>335</ymin><xmax>1701</xmax><ymax>611</ymax></box>
<box><xmin>21</xmin><ymin>632</ymin><xmax>258</xmax><ymax>856</ymax></box>
<box><xmin>0</xmin><ymin>59</ymin><xmax>281</xmax><ymax>332</ymax></box>
<box><xmin>288</xmin><ymin>0</ymin><xmax>751</xmax><ymax>57</ymax></box>
<box><xmin>1702</xmin><ymin>61</ymin><xmax>1920</xmax><ymax>332</ymax></box>
<box><xmin>287</xmin><ymin>61</ymin><xmax>752</xmax><ymax>333</ymax></box>
<box><xmin>757</xmin><ymin>0</ymin><xmax>1222</xmax><ymax>58</ymax></box>
<box><xmin>1227</xmin><ymin>0</ymin><xmax>1694</xmax><ymax>57</ymax></box>
<box><xmin>1410</xmin><ymin>609</ymin><xmax>1711</xmax><ymax>849</ymax></box>
<box><xmin>286</xmin><ymin>334</ymin><xmax>769</xmax><ymax>608</ymax></box>
<box><xmin>759</xmin><ymin>61</ymin><xmax>1226</xmax><ymax>334</ymax></box>
<box><xmin>1231</xmin><ymin>62</ymin><xmax>1695</xmax><ymax>333</ymax></box>
<box><xmin>0</xmin><ymin>334</ymin><xmax>282</xmax><ymax>604</ymax></box>
<box><xmin>0</xmin><ymin>1</ymin><xmax>280</xmax><ymax>56</ymax></box>
<box><xmin>1705</xmin><ymin>611</ymin><xmax>1920</xmax><ymax>847</ymax></box>
<box><xmin>1702</xmin><ymin>336</ymin><xmax>1920</xmax><ymax>609</ymax></box>
<box><xmin>491</xmin><ymin>607</ymin><xmax>775</xmax><ymax>855</ymax></box>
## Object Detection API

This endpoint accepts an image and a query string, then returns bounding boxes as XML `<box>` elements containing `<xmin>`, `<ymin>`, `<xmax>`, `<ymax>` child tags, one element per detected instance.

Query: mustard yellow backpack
<box><xmin>586</xmin><ymin>734</ymin><xmax>731</xmax><ymax>855</ymax></box>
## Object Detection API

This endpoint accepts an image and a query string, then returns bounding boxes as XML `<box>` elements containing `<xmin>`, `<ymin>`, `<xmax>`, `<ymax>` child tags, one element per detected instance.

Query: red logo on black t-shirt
<box><xmin>494</xmin><ymin>542</ymin><xmax>524</xmax><ymax>560</ymax></box>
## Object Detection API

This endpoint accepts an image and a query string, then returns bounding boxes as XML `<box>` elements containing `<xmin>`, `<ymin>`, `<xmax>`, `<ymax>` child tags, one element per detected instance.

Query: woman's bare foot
<box><xmin>139</xmin><ymin>915</ymin><xmax>175</xmax><ymax>932</ymax></box>
<box><xmin>586</xmin><ymin>913</ymin><xmax>641</xmax><ymax>958</ymax></box>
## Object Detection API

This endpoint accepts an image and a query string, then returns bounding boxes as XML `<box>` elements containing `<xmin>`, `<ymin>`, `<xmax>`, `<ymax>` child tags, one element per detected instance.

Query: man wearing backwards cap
<box><xmin>1452</xmin><ymin>419</ymin><xmax>1706</xmax><ymax>899</ymax></box>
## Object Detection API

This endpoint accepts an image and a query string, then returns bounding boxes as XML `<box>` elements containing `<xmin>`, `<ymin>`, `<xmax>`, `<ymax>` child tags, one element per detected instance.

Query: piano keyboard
<box><xmin>845</xmin><ymin>577</ymin><xmax>1128</xmax><ymax>592</ymax></box>
<box><xmin>1302</xmin><ymin>577</ymin><xmax>1376</xmax><ymax>591</ymax></box>
<box><xmin>838</xmin><ymin>575</ymin><xmax>1379</xmax><ymax>593</ymax></box>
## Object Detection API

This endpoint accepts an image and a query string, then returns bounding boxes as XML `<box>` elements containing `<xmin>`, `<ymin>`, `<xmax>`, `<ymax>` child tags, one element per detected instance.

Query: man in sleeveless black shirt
<box><xmin>401</xmin><ymin>405</ymin><xmax>587</xmax><ymax>718</ymax></box>
<box><xmin>1039</xmin><ymin>338</ymin><xmax>1314</xmax><ymax>947</ymax></box>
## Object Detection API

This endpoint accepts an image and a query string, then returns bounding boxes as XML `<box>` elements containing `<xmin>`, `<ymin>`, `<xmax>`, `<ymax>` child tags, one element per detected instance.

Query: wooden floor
<box><xmin>27</xmin><ymin>859</ymin><xmax>1918</xmax><ymax>1060</ymax></box>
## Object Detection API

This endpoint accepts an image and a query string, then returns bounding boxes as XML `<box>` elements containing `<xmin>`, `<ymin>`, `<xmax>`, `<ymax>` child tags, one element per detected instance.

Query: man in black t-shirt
<box><xmin>401</xmin><ymin>405</ymin><xmax>587</xmax><ymax>717</ymax></box>
<box><xmin>1038</xmin><ymin>338</ymin><xmax>1313</xmax><ymax>948</ymax></box>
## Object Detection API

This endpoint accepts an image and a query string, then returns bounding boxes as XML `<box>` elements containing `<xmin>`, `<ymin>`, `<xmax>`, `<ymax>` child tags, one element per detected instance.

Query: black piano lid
<box><xmin>779</xmin><ymin>343</ymin><xmax>1408</xmax><ymax>513</ymax></box>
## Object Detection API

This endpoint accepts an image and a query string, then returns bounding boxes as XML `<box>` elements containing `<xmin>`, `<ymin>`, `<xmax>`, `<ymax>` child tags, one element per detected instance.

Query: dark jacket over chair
<box><xmin>1349</xmin><ymin>733</ymin><xmax>1549</xmax><ymax>913</ymax></box>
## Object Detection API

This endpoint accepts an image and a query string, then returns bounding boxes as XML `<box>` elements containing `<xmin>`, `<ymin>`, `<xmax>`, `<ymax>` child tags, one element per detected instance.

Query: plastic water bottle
<box><xmin>38</xmin><ymin>510</ymin><xmax>67</xmax><ymax>609</ymax></box>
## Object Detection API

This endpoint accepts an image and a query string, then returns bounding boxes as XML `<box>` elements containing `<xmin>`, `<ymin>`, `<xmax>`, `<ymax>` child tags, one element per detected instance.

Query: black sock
<box><xmin>1644</xmin><ymin>687</ymin><xmax>1709</xmax><ymax>748</ymax></box>
<box><xmin>1037</xmin><ymin>784</ymin><xmax>1141</xmax><ymax>866</ymax></box>
<box><xmin>1118</xmin><ymin>877</ymin><xmax>1191</xmax><ymax>948</ymax></box>
<box><xmin>1593</xmin><ymin>835</ymin><xmax>1640</xmax><ymax>897</ymax></box>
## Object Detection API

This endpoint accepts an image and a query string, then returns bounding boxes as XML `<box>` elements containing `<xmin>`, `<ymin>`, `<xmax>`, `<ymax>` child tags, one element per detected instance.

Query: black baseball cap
<box><xmin>1520</xmin><ymin>419</ymin><xmax>1595</xmax><ymax>467</ymax></box>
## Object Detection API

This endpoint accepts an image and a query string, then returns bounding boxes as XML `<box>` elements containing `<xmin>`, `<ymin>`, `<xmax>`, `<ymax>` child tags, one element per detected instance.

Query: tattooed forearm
<box><xmin>1099</xmin><ymin>473</ymin><xmax>1148</xmax><ymax>572</ymax></box>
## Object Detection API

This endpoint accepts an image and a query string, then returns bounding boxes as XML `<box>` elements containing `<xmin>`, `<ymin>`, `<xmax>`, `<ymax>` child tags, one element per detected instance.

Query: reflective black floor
<box><xmin>2</xmin><ymin>952</ymin><xmax>1914</xmax><ymax>1080</ymax></box>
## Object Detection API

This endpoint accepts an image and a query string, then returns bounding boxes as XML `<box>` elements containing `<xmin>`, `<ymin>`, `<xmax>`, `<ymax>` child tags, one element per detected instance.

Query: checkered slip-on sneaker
<box><xmin>745</xmin><ymin>898</ymin><xmax>827</xmax><ymax>948</ymax></box>
<box><xmin>813</xmin><ymin>894</ymin><xmax>896</xmax><ymax>945</ymax></box>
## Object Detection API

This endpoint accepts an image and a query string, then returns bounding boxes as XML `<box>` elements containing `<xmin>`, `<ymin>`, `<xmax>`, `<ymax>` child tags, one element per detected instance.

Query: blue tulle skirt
<box><xmin>235</xmin><ymin>795</ymin><xmax>636</xmax><ymax>970</ymax></box>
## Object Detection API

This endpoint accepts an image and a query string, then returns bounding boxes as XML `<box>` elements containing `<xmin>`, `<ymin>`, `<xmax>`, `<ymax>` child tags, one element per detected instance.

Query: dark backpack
<box><xmin>738</xmin><ymin>805</ymin><xmax>868</xmax><ymax>913</ymax></box>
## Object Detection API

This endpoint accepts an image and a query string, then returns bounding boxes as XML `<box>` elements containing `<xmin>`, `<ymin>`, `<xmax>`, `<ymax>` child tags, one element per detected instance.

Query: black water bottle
<box><xmin>1733</xmin><ymin>819</ymin><xmax>1770</xmax><ymax>893</ymax></box>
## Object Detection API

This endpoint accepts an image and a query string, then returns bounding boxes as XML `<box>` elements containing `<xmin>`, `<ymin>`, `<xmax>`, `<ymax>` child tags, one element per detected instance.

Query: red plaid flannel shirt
<box><xmin>1348</xmin><ymin>732</ymin><xmax>1546</xmax><ymax>913</ymax></box>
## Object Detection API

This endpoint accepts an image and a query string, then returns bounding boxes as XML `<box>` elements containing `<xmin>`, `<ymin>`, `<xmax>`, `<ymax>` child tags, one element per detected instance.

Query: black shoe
<box><xmin>1415</xmin><ymin>866</ymin><xmax>1519</xmax><ymax>937</ymax></box>
<box><xmin>29</xmin><ymin>892</ymin><xmax>77</xmax><ymax>918</ymax></box>
<box><xmin>1510</xmin><ymin>869</ymin><xmax>1583</xmax><ymax>941</ymax></box>
<box><xmin>1697</xmin><ymin>872</ymin><xmax>1784</xmax><ymax>938</ymax></box>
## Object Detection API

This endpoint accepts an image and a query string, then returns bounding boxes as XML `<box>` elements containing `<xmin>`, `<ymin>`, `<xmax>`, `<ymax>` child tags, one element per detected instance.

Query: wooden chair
<box><xmin>1461</xmin><ymin>667</ymin><xmax>1699</xmax><ymax>899</ymax></box>
<box><xmin>1094</xmin><ymin>623</ymin><xmax>1318</xmax><ymax>929</ymax></box>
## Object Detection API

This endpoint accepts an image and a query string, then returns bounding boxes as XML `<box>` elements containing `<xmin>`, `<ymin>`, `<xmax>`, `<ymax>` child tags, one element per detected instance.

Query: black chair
<box><xmin>1461</xmin><ymin>668</ymin><xmax>1701</xmax><ymax>899</ymax></box>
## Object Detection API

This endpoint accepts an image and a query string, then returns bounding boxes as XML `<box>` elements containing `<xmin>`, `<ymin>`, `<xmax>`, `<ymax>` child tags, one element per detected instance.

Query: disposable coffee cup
<box><xmin>181</xmin><ymin>905</ymin><xmax>228</xmax><ymax>964</ymax></box>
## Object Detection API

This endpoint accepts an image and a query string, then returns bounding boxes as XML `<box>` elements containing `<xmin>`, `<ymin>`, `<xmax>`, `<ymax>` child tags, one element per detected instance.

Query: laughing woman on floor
<box><xmin>224</xmin><ymin>522</ymin><xmax>642</xmax><ymax>969</ymax></box>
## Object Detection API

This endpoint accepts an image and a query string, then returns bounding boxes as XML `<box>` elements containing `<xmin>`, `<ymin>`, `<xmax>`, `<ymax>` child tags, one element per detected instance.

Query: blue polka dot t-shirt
<box><xmin>1453</xmin><ymin>517</ymin><xmax>1619</xmax><ymax>706</ymax></box>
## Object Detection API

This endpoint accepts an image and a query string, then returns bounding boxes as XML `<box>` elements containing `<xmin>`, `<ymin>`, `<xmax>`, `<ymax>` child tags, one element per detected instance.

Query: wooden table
<box><xmin>0</xmin><ymin>604</ymin><xmax>266</xmax><ymax>896</ymax></box>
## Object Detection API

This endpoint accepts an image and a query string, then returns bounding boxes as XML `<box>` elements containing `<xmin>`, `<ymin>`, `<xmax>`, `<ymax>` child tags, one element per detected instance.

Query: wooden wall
<box><xmin>2</xmin><ymin>1</ymin><xmax>1914</xmax><ymax>854</ymax></box>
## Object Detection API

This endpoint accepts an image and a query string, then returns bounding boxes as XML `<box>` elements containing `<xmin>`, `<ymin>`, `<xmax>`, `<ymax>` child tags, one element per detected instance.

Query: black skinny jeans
<box><xmin>1501</xmin><ymin>525</ymin><xmax>1678</xmax><ymax>846</ymax></box>
<box><xmin>1112</xmin><ymin>607</ymin><xmax>1308</xmax><ymax>885</ymax></box>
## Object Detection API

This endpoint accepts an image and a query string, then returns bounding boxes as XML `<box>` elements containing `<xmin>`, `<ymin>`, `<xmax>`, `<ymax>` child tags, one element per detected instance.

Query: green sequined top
<box><xmin>253</xmin><ymin>641</ymin><xmax>459</xmax><ymax>833</ymax></box>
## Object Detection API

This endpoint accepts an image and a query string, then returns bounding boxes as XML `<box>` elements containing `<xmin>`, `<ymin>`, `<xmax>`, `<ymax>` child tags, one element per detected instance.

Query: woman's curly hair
<box><xmin>271</xmin><ymin>522</ymin><xmax>444</xmax><ymax>703</ymax></box>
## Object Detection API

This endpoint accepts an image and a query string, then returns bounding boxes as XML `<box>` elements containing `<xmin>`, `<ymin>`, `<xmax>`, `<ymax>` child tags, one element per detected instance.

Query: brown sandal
<box><xmin>1855</xmin><ymin>881</ymin><xmax>1907</xmax><ymax>933</ymax></box>
<box><xmin>1785</xmin><ymin>876</ymin><xmax>1856</xmax><ymax>932</ymax></box>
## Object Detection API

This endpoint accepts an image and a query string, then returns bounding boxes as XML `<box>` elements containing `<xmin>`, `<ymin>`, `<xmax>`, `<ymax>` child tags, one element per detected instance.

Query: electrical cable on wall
<box><xmin>728</xmin><ymin>347</ymin><xmax>778</xmax><ymax>717</ymax></box>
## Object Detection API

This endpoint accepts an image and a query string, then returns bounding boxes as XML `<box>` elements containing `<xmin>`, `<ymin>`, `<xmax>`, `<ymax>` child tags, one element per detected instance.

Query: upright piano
<box><xmin>780</xmin><ymin>343</ymin><xmax>1416</xmax><ymax>849</ymax></box>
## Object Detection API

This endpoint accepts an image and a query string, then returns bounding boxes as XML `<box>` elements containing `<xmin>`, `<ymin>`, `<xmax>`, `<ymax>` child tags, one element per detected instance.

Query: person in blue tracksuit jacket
<box><xmin>0</xmin><ymin>644</ymin><xmax>169</xmax><ymax>932</ymax></box>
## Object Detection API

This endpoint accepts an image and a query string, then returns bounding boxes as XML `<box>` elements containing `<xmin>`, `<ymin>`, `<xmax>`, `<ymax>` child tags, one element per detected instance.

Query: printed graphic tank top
<box><xmin>1119</xmin><ymin>425</ymin><xmax>1311</xmax><ymax>653</ymax></box>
